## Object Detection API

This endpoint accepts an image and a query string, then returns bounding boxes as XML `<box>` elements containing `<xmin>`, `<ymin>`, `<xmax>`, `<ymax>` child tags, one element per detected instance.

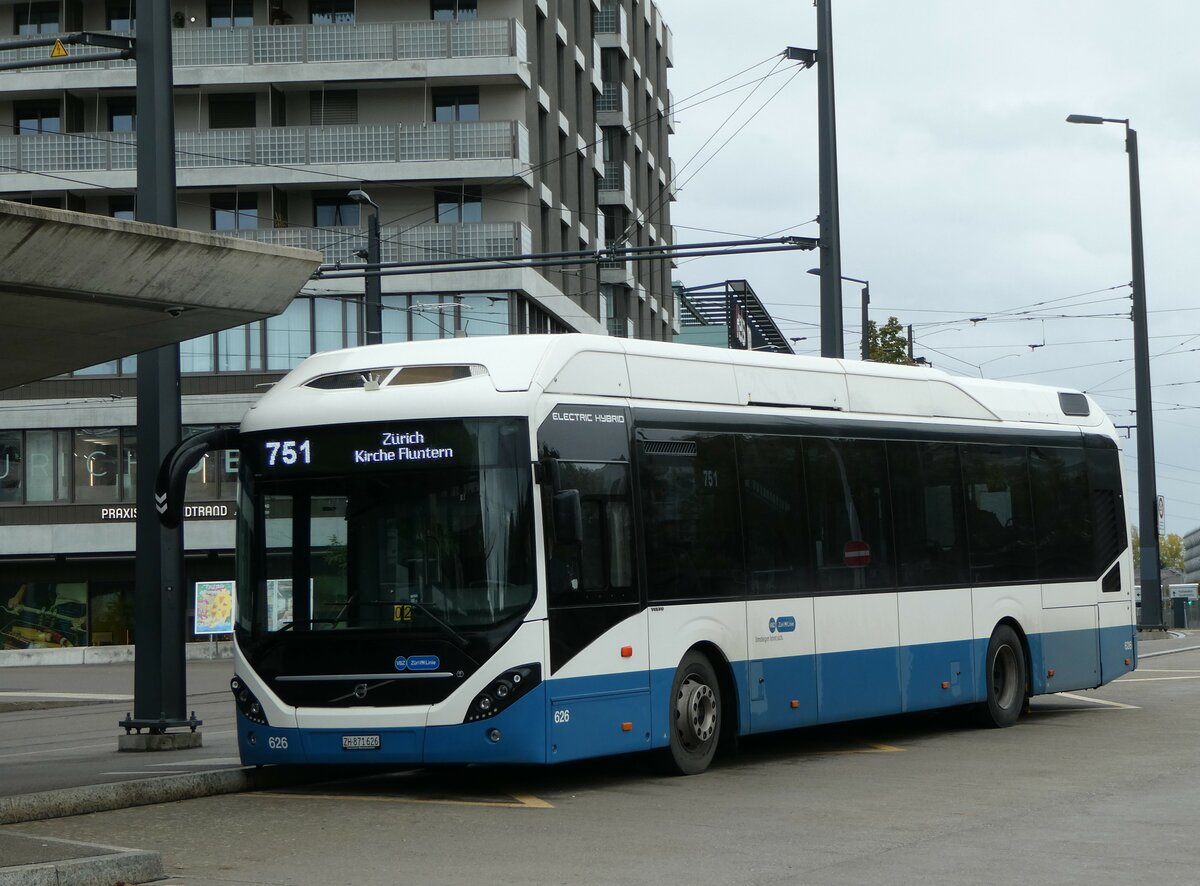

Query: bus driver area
<box><xmin>157</xmin><ymin>334</ymin><xmax>1136</xmax><ymax>775</ymax></box>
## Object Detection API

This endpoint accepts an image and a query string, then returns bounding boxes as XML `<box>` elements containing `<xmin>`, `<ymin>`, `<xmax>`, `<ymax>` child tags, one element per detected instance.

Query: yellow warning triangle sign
<box><xmin>49</xmin><ymin>39</ymin><xmax>68</xmax><ymax>59</ymax></box>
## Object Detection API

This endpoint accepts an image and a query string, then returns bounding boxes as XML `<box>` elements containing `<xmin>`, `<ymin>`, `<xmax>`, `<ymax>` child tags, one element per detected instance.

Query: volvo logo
<box><xmin>353</xmin><ymin>683</ymin><xmax>368</xmax><ymax>699</ymax></box>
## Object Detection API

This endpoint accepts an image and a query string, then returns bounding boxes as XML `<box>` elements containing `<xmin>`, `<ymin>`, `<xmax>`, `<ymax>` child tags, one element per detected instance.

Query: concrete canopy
<box><xmin>0</xmin><ymin>201</ymin><xmax>322</xmax><ymax>391</ymax></box>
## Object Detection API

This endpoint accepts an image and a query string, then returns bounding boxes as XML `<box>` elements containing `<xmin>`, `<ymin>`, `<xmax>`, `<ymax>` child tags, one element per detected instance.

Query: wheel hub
<box><xmin>675</xmin><ymin>677</ymin><xmax>717</xmax><ymax>749</ymax></box>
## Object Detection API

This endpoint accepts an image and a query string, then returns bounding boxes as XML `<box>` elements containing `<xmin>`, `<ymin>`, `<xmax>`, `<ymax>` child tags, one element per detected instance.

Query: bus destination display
<box><xmin>245</xmin><ymin>419</ymin><xmax>519</xmax><ymax>477</ymax></box>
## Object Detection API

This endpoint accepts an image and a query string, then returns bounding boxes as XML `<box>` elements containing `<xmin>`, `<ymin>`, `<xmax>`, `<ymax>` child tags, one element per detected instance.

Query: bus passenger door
<box><xmin>737</xmin><ymin>435</ymin><xmax>819</xmax><ymax>733</ymax></box>
<box><xmin>538</xmin><ymin>405</ymin><xmax>651</xmax><ymax>763</ymax></box>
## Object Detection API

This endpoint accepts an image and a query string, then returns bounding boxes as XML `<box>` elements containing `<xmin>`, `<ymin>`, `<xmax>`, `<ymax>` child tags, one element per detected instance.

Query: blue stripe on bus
<box><xmin>235</xmin><ymin>624</ymin><xmax>1138</xmax><ymax>765</ymax></box>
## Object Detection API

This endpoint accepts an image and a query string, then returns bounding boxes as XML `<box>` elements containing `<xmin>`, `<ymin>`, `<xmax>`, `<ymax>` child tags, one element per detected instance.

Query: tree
<box><xmin>1130</xmin><ymin>526</ymin><xmax>1185</xmax><ymax>572</ymax></box>
<box><xmin>867</xmin><ymin>316</ymin><xmax>915</xmax><ymax>365</ymax></box>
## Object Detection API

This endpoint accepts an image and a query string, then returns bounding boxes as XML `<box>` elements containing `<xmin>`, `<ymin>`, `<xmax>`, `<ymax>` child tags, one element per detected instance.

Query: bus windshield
<box><xmin>236</xmin><ymin>418</ymin><xmax>534</xmax><ymax>638</ymax></box>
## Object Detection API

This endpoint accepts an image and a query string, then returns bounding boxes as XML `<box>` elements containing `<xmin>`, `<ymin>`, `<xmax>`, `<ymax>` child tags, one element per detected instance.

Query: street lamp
<box><xmin>348</xmin><ymin>189</ymin><xmax>382</xmax><ymax>346</ymax></box>
<box><xmin>1066</xmin><ymin>113</ymin><xmax>1161</xmax><ymax>629</ymax></box>
<box><xmin>808</xmin><ymin>268</ymin><xmax>869</xmax><ymax>360</ymax></box>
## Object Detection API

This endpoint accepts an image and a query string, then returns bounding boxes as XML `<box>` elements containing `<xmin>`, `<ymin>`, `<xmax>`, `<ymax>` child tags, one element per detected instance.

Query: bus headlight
<box><xmin>231</xmin><ymin>676</ymin><xmax>268</xmax><ymax>725</ymax></box>
<box><xmin>464</xmin><ymin>664</ymin><xmax>541</xmax><ymax>723</ymax></box>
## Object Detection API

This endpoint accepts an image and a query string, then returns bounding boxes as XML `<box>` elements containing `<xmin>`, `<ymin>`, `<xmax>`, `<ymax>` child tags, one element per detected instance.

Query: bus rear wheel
<box><xmin>665</xmin><ymin>651</ymin><xmax>721</xmax><ymax>775</ymax></box>
<box><xmin>980</xmin><ymin>625</ymin><xmax>1026</xmax><ymax>728</ymax></box>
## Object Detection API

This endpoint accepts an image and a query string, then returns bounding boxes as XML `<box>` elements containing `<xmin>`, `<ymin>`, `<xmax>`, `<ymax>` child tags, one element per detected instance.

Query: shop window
<box><xmin>0</xmin><ymin>431</ymin><xmax>22</xmax><ymax>503</ymax></box>
<box><xmin>73</xmin><ymin>429</ymin><xmax>121</xmax><ymax>503</ymax></box>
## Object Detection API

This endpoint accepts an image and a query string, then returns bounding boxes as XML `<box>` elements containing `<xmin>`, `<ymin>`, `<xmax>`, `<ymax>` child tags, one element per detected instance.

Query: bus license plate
<box><xmin>342</xmin><ymin>734</ymin><xmax>381</xmax><ymax>750</ymax></box>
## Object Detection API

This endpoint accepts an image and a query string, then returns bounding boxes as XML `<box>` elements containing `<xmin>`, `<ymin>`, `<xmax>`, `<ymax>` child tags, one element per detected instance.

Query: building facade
<box><xmin>0</xmin><ymin>0</ymin><xmax>676</xmax><ymax>649</ymax></box>
<box><xmin>1184</xmin><ymin>526</ymin><xmax>1200</xmax><ymax>585</ymax></box>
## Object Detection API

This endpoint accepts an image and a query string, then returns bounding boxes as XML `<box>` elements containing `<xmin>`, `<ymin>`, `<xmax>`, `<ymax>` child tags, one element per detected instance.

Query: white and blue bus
<box><xmin>164</xmin><ymin>334</ymin><xmax>1135</xmax><ymax>774</ymax></box>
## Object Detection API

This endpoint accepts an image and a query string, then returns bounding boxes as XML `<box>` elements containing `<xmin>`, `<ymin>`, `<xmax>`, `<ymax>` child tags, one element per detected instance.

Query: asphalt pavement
<box><xmin>0</xmin><ymin>630</ymin><xmax>1195</xmax><ymax>885</ymax></box>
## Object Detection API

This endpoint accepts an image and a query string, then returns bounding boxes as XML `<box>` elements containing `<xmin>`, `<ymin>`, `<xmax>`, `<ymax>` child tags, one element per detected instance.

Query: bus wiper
<box><xmin>407</xmin><ymin>600</ymin><xmax>474</xmax><ymax>655</ymax></box>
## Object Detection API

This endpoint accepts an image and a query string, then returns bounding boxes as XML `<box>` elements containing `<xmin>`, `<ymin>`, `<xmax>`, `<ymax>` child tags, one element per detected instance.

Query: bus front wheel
<box><xmin>980</xmin><ymin>624</ymin><xmax>1026</xmax><ymax>728</ymax></box>
<box><xmin>664</xmin><ymin>651</ymin><xmax>721</xmax><ymax>775</ymax></box>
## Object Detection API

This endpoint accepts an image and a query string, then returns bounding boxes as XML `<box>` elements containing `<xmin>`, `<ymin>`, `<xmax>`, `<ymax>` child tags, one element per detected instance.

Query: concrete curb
<box><xmin>0</xmin><ymin>765</ymin><xmax>310</xmax><ymax>826</ymax></box>
<box><xmin>0</xmin><ymin>833</ymin><xmax>161</xmax><ymax>886</ymax></box>
<box><xmin>0</xmin><ymin>640</ymin><xmax>233</xmax><ymax>668</ymax></box>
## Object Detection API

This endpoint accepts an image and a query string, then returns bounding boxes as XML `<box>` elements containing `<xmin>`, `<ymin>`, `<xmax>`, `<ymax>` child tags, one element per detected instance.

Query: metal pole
<box><xmin>815</xmin><ymin>0</ymin><xmax>844</xmax><ymax>358</ymax></box>
<box><xmin>860</xmin><ymin>283</ymin><xmax>870</xmax><ymax>361</ymax></box>
<box><xmin>132</xmin><ymin>0</ymin><xmax>186</xmax><ymax>729</ymax></box>
<box><xmin>365</xmin><ymin>209</ymin><xmax>382</xmax><ymax>345</ymax></box>
<box><xmin>1128</xmin><ymin>124</ymin><xmax>1163</xmax><ymax>629</ymax></box>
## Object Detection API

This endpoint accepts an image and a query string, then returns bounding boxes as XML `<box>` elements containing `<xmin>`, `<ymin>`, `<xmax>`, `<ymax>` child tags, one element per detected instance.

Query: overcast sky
<box><xmin>654</xmin><ymin>0</ymin><xmax>1200</xmax><ymax>540</ymax></box>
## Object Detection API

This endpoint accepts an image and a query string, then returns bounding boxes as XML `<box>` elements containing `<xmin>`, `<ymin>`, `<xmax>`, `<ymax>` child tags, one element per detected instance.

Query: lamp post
<box><xmin>348</xmin><ymin>189</ymin><xmax>382</xmax><ymax>345</ymax></box>
<box><xmin>1066</xmin><ymin>113</ymin><xmax>1162</xmax><ymax>629</ymax></box>
<box><xmin>808</xmin><ymin>268</ymin><xmax>869</xmax><ymax>360</ymax></box>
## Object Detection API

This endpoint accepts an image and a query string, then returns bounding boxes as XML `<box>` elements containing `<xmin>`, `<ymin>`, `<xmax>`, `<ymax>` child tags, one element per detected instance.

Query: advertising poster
<box><xmin>194</xmin><ymin>580</ymin><xmax>235</xmax><ymax>635</ymax></box>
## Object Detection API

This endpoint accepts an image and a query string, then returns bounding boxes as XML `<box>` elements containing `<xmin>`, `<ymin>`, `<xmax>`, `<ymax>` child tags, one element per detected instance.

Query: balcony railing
<box><xmin>230</xmin><ymin>222</ymin><xmax>533</xmax><ymax>266</ymax></box>
<box><xmin>0</xmin><ymin>19</ymin><xmax>526</xmax><ymax>71</ymax></box>
<box><xmin>0</xmin><ymin>121</ymin><xmax>528</xmax><ymax>175</ymax></box>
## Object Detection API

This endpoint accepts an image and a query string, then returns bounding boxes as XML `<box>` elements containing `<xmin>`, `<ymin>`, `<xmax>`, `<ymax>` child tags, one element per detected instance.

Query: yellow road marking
<box><xmin>821</xmin><ymin>742</ymin><xmax>904</xmax><ymax>755</ymax></box>
<box><xmin>258</xmin><ymin>790</ymin><xmax>553</xmax><ymax>809</ymax></box>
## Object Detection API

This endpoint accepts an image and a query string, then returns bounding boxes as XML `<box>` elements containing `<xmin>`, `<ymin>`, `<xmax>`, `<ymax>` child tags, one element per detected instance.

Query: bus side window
<box><xmin>802</xmin><ymin>438</ymin><xmax>895</xmax><ymax>593</ymax></box>
<box><xmin>641</xmin><ymin>433</ymin><xmax>744</xmax><ymax>602</ymax></box>
<box><xmin>1030</xmin><ymin>446</ymin><xmax>1091</xmax><ymax>581</ymax></box>
<box><xmin>888</xmin><ymin>441</ymin><xmax>969</xmax><ymax>588</ymax></box>
<box><xmin>960</xmin><ymin>444</ymin><xmax>1035</xmax><ymax>584</ymax></box>
<box><xmin>546</xmin><ymin>461</ymin><xmax>636</xmax><ymax>605</ymax></box>
<box><xmin>1086</xmin><ymin>445</ymin><xmax>1127</xmax><ymax>573</ymax></box>
<box><xmin>737</xmin><ymin>435</ymin><xmax>809</xmax><ymax>596</ymax></box>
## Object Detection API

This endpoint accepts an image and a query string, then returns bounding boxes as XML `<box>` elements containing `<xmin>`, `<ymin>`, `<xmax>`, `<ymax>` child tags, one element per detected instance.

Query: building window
<box><xmin>434</xmin><ymin>186</ymin><xmax>482</xmax><ymax>224</ymax></box>
<box><xmin>181</xmin><ymin>335</ymin><xmax>215</xmax><ymax>373</ymax></box>
<box><xmin>15</xmin><ymin>2</ymin><xmax>59</xmax><ymax>35</ymax></box>
<box><xmin>431</xmin><ymin>0</ymin><xmax>477</xmax><ymax>21</ymax></box>
<box><xmin>432</xmin><ymin>87</ymin><xmax>480</xmax><ymax>123</ymax></box>
<box><xmin>312</xmin><ymin>192</ymin><xmax>360</xmax><ymax>227</ymax></box>
<box><xmin>314</xmin><ymin>295</ymin><xmax>360</xmax><ymax>353</ymax></box>
<box><xmin>25</xmin><ymin>430</ymin><xmax>71</xmax><ymax>502</ymax></box>
<box><xmin>211</xmin><ymin>193</ymin><xmax>258</xmax><ymax>231</ymax></box>
<box><xmin>309</xmin><ymin>90</ymin><xmax>357</xmax><ymax>126</ymax></box>
<box><xmin>73</xmin><ymin>429</ymin><xmax>122</xmax><ymax>504</ymax></box>
<box><xmin>109</xmin><ymin>196</ymin><xmax>135</xmax><ymax>220</ymax></box>
<box><xmin>309</xmin><ymin>0</ymin><xmax>354</xmax><ymax>24</ymax></box>
<box><xmin>266</xmin><ymin>298</ymin><xmax>313</xmax><ymax>370</ymax></box>
<box><xmin>106</xmin><ymin>1</ymin><xmax>135</xmax><ymax>30</ymax></box>
<box><xmin>14</xmin><ymin>101</ymin><xmax>60</xmax><ymax>136</ymax></box>
<box><xmin>108</xmin><ymin>100</ymin><xmax>136</xmax><ymax>133</ymax></box>
<box><xmin>457</xmin><ymin>293</ymin><xmax>509</xmax><ymax>336</ymax></box>
<box><xmin>218</xmin><ymin>321</ymin><xmax>262</xmax><ymax>372</ymax></box>
<box><xmin>208</xmin><ymin>94</ymin><xmax>256</xmax><ymax>129</ymax></box>
<box><xmin>0</xmin><ymin>432</ymin><xmax>22</xmax><ymax>504</ymax></box>
<box><xmin>207</xmin><ymin>0</ymin><xmax>253</xmax><ymax>27</ymax></box>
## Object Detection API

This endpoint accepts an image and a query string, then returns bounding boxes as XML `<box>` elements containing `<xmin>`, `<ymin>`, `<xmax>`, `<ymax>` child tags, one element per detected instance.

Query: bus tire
<box><xmin>664</xmin><ymin>650</ymin><xmax>721</xmax><ymax>775</ymax></box>
<box><xmin>980</xmin><ymin>624</ymin><xmax>1026</xmax><ymax>728</ymax></box>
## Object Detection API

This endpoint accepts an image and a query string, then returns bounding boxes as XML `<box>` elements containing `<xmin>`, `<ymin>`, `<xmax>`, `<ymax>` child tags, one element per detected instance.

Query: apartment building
<box><xmin>0</xmin><ymin>0</ymin><xmax>676</xmax><ymax>649</ymax></box>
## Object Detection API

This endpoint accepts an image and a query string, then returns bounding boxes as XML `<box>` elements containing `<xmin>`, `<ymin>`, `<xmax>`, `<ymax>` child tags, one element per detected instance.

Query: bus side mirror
<box><xmin>540</xmin><ymin>456</ymin><xmax>562</xmax><ymax>491</ymax></box>
<box><xmin>553</xmin><ymin>489</ymin><xmax>583</xmax><ymax>544</ymax></box>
